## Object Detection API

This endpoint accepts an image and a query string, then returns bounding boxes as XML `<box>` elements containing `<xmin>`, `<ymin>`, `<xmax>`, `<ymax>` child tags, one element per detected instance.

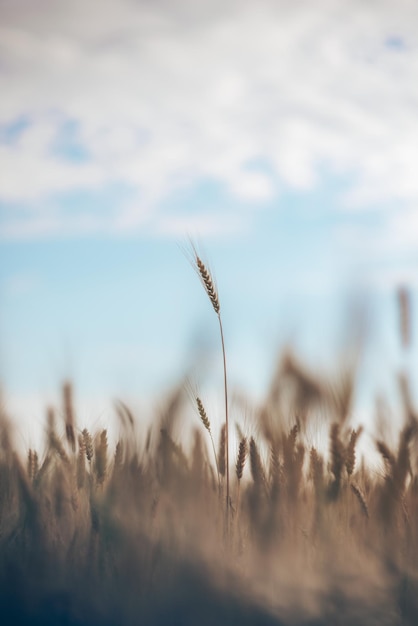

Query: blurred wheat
<box><xmin>0</xmin><ymin>264</ymin><xmax>416</xmax><ymax>625</ymax></box>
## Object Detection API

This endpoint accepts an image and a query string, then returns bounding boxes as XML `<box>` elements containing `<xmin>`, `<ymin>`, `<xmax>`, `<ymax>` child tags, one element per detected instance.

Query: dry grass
<box><xmin>0</xmin><ymin>259</ymin><xmax>416</xmax><ymax>625</ymax></box>
<box><xmin>0</xmin><ymin>365</ymin><xmax>416</xmax><ymax>625</ymax></box>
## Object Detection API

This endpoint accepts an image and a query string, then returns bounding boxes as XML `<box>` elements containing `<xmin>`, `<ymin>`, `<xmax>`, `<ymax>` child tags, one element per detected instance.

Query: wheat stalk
<box><xmin>218</xmin><ymin>424</ymin><xmax>226</xmax><ymax>478</ymax></box>
<box><xmin>189</xmin><ymin>243</ymin><xmax>230</xmax><ymax>537</ymax></box>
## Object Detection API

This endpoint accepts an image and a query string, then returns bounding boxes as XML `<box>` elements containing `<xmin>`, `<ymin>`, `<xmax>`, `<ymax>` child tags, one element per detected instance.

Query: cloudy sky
<box><xmin>1</xmin><ymin>0</ymin><xmax>417</xmax><ymax>441</ymax></box>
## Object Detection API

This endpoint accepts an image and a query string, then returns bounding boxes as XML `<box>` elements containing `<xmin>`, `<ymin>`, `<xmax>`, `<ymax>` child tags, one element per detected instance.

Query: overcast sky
<box><xmin>1</xmin><ymin>0</ymin><xmax>417</xmax><ymax>444</ymax></box>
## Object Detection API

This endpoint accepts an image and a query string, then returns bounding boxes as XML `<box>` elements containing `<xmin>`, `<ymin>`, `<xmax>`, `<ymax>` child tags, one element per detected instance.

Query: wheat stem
<box><xmin>191</xmin><ymin>245</ymin><xmax>230</xmax><ymax>539</ymax></box>
<box><xmin>218</xmin><ymin>313</ymin><xmax>230</xmax><ymax>536</ymax></box>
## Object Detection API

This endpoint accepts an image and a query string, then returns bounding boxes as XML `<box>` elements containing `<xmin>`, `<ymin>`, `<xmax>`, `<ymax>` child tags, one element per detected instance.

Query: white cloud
<box><xmin>154</xmin><ymin>211</ymin><xmax>248</xmax><ymax>239</ymax></box>
<box><xmin>1</xmin><ymin>0</ymin><xmax>418</xmax><ymax>238</ymax></box>
<box><xmin>0</xmin><ymin>143</ymin><xmax>104</xmax><ymax>201</ymax></box>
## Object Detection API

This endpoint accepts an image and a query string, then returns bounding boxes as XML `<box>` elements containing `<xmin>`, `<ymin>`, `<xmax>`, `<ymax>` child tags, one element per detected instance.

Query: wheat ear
<box><xmin>235</xmin><ymin>437</ymin><xmax>248</xmax><ymax>523</ymax></box>
<box><xmin>195</xmin><ymin>255</ymin><xmax>220</xmax><ymax>314</ymax></box>
<box><xmin>346</xmin><ymin>426</ymin><xmax>363</xmax><ymax>477</ymax></box>
<box><xmin>351</xmin><ymin>483</ymin><xmax>369</xmax><ymax>519</ymax></box>
<box><xmin>196</xmin><ymin>397</ymin><xmax>220</xmax><ymax>488</ymax></box>
<box><xmin>82</xmin><ymin>428</ymin><xmax>94</xmax><ymax>463</ymax></box>
<box><xmin>236</xmin><ymin>437</ymin><xmax>248</xmax><ymax>482</ymax></box>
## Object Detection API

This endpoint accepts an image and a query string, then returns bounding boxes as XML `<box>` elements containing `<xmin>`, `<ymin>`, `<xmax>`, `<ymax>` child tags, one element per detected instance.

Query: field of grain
<box><xmin>0</xmin><ymin>257</ymin><xmax>416</xmax><ymax>625</ymax></box>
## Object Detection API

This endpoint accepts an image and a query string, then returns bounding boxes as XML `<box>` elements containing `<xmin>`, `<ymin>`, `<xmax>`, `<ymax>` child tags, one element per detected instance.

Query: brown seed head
<box><xmin>236</xmin><ymin>437</ymin><xmax>248</xmax><ymax>481</ymax></box>
<box><xmin>82</xmin><ymin>428</ymin><xmax>94</xmax><ymax>463</ymax></box>
<box><xmin>346</xmin><ymin>426</ymin><xmax>363</xmax><ymax>477</ymax></box>
<box><xmin>196</xmin><ymin>397</ymin><xmax>211</xmax><ymax>433</ymax></box>
<box><xmin>196</xmin><ymin>255</ymin><xmax>220</xmax><ymax>315</ymax></box>
<box><xmin>351</xmin><ymin>483</ymin><xmax>369</xmax><ymax>519</ymax></box>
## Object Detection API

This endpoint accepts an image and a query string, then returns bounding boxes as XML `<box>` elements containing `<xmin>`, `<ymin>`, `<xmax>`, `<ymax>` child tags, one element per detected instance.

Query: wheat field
<box><xmin>0</xmin><ymin>261</ymin><xmax>417</xmax><ymax>625</ymax></box>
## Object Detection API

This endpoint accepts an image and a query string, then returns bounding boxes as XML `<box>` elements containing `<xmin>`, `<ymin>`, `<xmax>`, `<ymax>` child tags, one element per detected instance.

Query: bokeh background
<box><xmin>0</xmin><ymin>0</ymin><xmax>417</xmax><ymax>446</ymax></box>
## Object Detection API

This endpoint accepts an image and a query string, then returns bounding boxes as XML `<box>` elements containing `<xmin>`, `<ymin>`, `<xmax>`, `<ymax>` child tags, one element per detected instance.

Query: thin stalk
<box><xmin>209</xmin><ymin>432</ymin><xmax>221</xmax><ymax>492</ymax></box>
<box><xmin>188</xmin><ymin>244</ymin><xmax>230</xmax><ymax>540</ymax></box>
<box><xmin>218</xmin><ymin>313</ymin><xmax>230</xmax><ymax>536</ymax></box>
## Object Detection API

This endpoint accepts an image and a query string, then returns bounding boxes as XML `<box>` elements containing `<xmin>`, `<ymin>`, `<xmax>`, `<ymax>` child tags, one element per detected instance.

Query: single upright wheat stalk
<box><xmin>192</xmin><ymin>244</ymin><xmax>230</xmax><ymax>536</ymax></box>
<box><xmin>190</xmin><ymin>244</ymin><xmax>230</xmax><ymax>536</ymax></box>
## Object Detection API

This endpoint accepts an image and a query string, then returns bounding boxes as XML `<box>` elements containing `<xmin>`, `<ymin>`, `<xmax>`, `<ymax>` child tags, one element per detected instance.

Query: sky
<box><xmin>0</xmin><ymin>0</ymin><xmax>418</xmax><ymax>445</ymax></box>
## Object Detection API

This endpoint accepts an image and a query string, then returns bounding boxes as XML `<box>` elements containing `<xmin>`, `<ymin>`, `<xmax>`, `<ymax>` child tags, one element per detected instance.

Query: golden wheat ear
<box><xmin>195</xmin><ymin>255</ymin><xmax>220</xmax><ymax>315</ymax></box>
<box><xmin>187</xmin><ymin>240</ymin><xmax>220</xmax><ymax>315</ymax></box>
<box><xmin>197</xmin><ymin>397</ymin><xmax>211</xmax><ymax>433</ymax></box>
<box><xmin>196</xmin><ymin>396</ymin><xmax>221</xmax><ymax>488</ymax></box>
<box><xmin>351</xmin><ymin>483</ymin><xmax>369</xmax><ymax>519</ymax></box>
<box><xmin>82</xmin><ymin>428</ymin><xmax>94</xmax><ymax>463</ymax></box>
<box><xmin>236</xmin><ymin>437</ymin><xmax>248</xmax><ymax>482</ymax></box>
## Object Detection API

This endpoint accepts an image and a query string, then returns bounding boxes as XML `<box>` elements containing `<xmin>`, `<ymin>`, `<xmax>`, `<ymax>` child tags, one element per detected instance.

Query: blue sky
<box><xmin>0</xmin><ymin>0</ymin><xmax>417</xmax><ymax>443</ymax></box>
